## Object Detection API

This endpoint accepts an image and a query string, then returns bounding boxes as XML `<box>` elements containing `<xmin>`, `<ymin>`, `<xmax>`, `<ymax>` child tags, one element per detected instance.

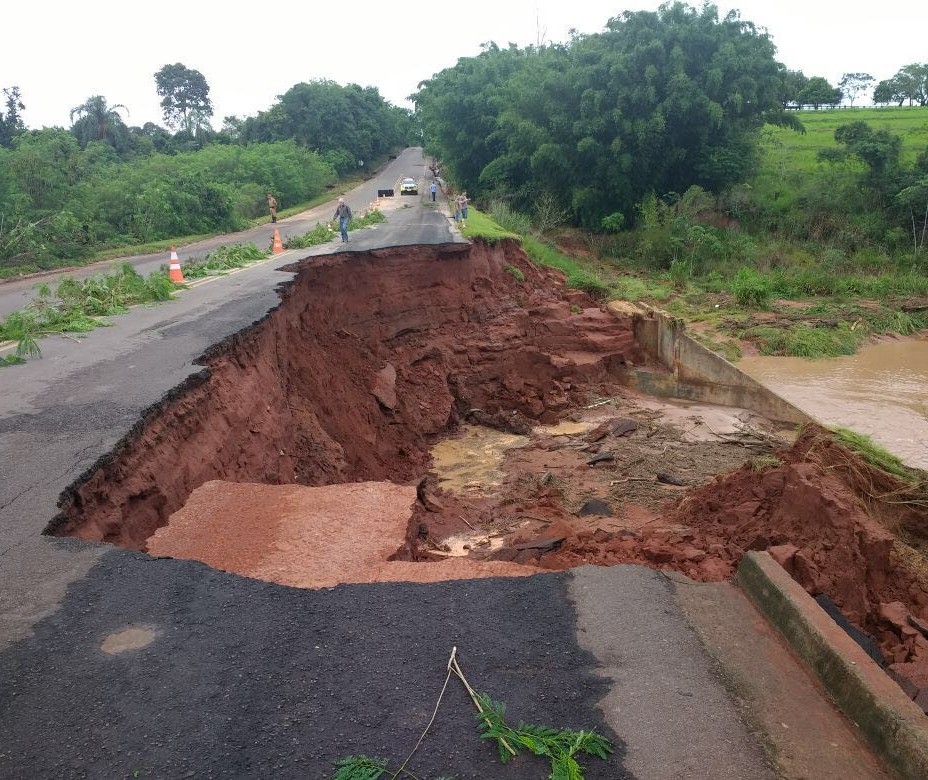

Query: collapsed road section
<box><xmin>48</xmin><ymin>238</ymin><xmax>642</xmax><ymax>549</ymax></box>
<box><xmin>47</xmin><ymin>238</ymin><xmax>928</xmax><ymax>701</ymax></box>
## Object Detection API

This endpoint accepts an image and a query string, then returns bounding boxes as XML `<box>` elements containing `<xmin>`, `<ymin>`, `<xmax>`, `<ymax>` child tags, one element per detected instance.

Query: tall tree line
<box><xmin>414</xmin><ymin>2</ymin><xmax>806</xmax><ymax>230</ymax></box>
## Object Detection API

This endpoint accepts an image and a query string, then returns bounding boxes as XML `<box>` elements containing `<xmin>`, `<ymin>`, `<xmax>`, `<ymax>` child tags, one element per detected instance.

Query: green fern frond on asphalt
<box><xmin>332</xmin><ymin>755</ymin><xmax>389</xmax><ymax>780</ymax></box>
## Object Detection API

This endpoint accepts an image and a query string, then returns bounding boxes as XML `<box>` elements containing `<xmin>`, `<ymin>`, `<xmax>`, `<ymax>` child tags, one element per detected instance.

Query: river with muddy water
<box><xmin>739</xmin><ymin>336</ymin><xmax>928</xmax><ymax>469</ymax></box>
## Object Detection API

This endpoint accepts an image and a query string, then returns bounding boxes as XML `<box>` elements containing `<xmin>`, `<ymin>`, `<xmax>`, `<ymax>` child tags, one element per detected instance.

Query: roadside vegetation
<box><xmin>0</xmin><ymin>264</ymin><xmax>175</xmax><ymax>364</ymax></box>
<box><xmin>4</xmin><ymin>2</ymin><xmax>928</xmax><ymax>360</ymax></box>
<box><xmin>0</xmin><ymin>74</ymin><xmax>416</xmax><ymax>278</ymax></box>
<box><xmin>0</xmin><ymin>210</ymin><xmax>385</xmax><ymax>364</ymax></box>
<box><xmin>416</xmin><ymin>3</ymin><xmax>928</xmax><ymax>359</ymax></box>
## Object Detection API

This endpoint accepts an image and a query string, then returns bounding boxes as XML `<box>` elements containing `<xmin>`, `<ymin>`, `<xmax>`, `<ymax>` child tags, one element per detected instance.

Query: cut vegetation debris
<box><xmin>0</xmin><ymin>263</ymin><xmax>175</xmax><ymax>363</ymax></box>
<box><xmin>333</xmin><ymin>647</ymin><xmax>612</xmax><ymax>780</ymax></box>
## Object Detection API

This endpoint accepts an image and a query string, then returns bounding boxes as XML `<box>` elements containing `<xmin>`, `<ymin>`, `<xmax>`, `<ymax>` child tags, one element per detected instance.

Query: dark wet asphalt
<box><xmin>0</xmin><ymin>550</ymin><xmax>627</xmax><ymax>779</ymax></box>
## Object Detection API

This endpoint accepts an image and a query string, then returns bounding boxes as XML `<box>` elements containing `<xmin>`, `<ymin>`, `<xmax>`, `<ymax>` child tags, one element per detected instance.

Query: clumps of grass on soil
<box><xmin>800</xmin><ymin>425</ymin><xmax>928</xmax><ymax>546</ymax></box>
<box><xmin>521</xmin><ymin>235</ymin><xmax>611</xmax><ymax>298</ymax></box>
<box><xmin>460</xmin><ymin>207</ymin><xmax>520</xmax><ymax>243</ymax></box>
<box><xmin>750</xmin><ymin>455</ymin><xmax>784</xmax><ymax>471</ymax></box>
<box><xmin>737</xmin><ymin>322</ymin><xmax>861</xmax><ymax>358</ymax></box>
<box><xmin>831</xmin><ymin>426</ymin><xmax>920</xmax><ymax>483</ymax></box>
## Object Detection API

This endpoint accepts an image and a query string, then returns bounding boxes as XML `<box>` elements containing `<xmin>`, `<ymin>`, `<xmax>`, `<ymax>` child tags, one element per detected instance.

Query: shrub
<box><xmin>489</xmin><ymin>200</ymin><xmax>533</xmax><ymax>235</ymax></box>
<box><xmin>732</xmin><ymin>266</ymin><xmax>771</xmax><ymax>308</ymax></box>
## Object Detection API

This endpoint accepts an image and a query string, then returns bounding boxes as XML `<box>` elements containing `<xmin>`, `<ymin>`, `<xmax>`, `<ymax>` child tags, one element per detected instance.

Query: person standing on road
<box><xmin>267</xmin><ymin>193</ymin><xmax>278</xmax><ymax>223</ymax></box>
<box><xmin>429</xmin><ymin>181</ymin><xmax>437</xmax><ymax>202</ymax></box>
<box><xmin>459</xmin><ymin>192</ymin><xmax>469</xmax><ymax>222</ymax></box>
<box><xmin>334</xmin><ymin>197</ymin><xmax>352</xmax><ymax>243</ymax></box>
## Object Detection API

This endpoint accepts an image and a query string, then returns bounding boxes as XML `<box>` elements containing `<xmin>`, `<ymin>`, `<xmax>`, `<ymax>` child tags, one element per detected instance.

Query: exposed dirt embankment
<box><xmin>48</xmin><ymin>240</ymin><xmax>641</xmax><ymax>547</ymax></box>
<box><xmin>47</xmin><ymin>235</ymin><xmax>928</xmax><ymax>703</ymax></box>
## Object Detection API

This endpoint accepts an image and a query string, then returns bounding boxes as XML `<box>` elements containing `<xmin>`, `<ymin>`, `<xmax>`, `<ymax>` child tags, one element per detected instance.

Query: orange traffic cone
<box><xmin>272</xmin><ymin>229</ymin><xmax>284</xmax><ymax>254</ymax></box>
<box><xmin>168</xmin><ymin>247</ymin><xmax>185</xmax><ymax>283</ymax></box>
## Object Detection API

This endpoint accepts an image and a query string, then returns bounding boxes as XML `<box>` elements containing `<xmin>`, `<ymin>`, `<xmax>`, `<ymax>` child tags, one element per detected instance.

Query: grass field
<box><xmin>755</xmin><ymin>106</ymin><xmax>928</xmax><ymax>201</ymax></box>
<box><xmin>761</xmin><ymin>106</ymin><xmax>928</xmax><ymax>165</ymax></box>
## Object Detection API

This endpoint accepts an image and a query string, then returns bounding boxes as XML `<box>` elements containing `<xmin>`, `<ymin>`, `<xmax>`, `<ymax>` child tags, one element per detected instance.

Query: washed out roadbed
<box><xmin>47</xmin><ymin>237</ymin><xmax>928</xmax><ymax>707</ymax></box>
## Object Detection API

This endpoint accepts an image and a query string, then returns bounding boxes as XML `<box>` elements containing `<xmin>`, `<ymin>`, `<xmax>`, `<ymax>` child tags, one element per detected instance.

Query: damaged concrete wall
<box><xmin>609</xmin><ymin>301</ymin><xmax>811</xmax><ymax>426</ymax></box>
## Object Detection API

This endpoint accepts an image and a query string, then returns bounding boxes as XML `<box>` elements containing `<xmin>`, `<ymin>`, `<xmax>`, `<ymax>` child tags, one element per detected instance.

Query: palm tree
<box><xmin>69</xmin><ymin>95</ymin><xmax>130</xmax><ymax>151</ymax></box>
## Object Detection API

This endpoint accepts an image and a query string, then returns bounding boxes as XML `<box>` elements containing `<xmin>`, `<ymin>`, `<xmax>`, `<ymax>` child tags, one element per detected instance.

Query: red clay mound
<box><xmin>532</xmin><ymin>424</ymin><xmax>928</xmax><ymax>673</ymax></box>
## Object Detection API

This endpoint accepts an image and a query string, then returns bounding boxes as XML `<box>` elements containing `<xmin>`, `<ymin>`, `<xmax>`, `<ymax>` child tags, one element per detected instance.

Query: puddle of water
<box><xmin>429</xmin><ymin>531</ymin><xmax>506</xmax><ymax>557</ymax></box>
<box><xmin>100</xmin><ymin>626</ymin><xmax>158</xmax><ymax>655</ymax></box>
<box><xmin>430</xmin><ymin>424</ymin><xmax>528</xmax><ymax>496</ymax></box>
<box><xmin>739</xmin><ymin>338</ymin><xmax>928</xmax><ymax>468</ymax></box>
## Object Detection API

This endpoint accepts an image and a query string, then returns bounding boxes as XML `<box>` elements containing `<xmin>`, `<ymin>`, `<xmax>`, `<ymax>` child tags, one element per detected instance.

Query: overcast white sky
<box><xmin>3</xmin><ymin>1</ymin><xmax>925</xmax><ymax>130</ymax></box>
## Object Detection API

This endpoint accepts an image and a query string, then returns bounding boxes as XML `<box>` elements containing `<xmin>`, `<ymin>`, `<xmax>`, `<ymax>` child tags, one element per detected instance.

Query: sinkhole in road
<box><xmin>48</xmin><ymin>239</ymin><xmax>647</xmax><ymax>575</ymax></box>
<box><xmin>43</xmin><ymin>239</ymin><xmax>928</xmax><ymax>689</ymax></box>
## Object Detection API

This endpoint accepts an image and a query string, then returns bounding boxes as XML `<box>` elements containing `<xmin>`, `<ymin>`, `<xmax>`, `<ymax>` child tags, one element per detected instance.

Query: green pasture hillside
<box><xmin>755</xmin><ymin>107</ymin><xmax>928</xmax><ymax>201</ymax></box>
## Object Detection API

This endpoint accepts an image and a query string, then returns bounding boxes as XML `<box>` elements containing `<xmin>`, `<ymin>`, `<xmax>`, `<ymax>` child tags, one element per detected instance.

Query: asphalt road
<box><xmin>0</xmin><ymin>147</ymin><xmax>453</xmax><ymax>319</ymax></box>
<box><xmin>0</xmin><ymin>148</ymin><xmax>875</xmax><ymax>778</ymax></box>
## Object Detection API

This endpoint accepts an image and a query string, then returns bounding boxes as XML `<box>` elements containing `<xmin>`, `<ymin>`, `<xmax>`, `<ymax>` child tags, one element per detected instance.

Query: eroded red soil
<box><xmin>48</xmin><ymin>239</ymin><xmax>928</xmax><ymax>702</ymax></box>
<box><xmin>50</xmin><ymin>239</ymin><xmax>640</xmax><ymax>546</ymax></box>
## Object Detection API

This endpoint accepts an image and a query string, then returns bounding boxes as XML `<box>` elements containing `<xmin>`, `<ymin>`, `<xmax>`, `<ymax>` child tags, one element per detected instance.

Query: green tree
<box><xmin>876</xmin><ymin>64</ymin><xmax>928</xmax><ymax>106</ymax></box>
<box><xmin>129</xmin><ymin>122</ymin><xmax>174</xmax><ymax>155</ymax></box>
<box><xmin>777</xmin><ymin>69</ymin><xmax>808</xmax><ymax>108</ymax></box>
<box><xmin>69</xmin><ymin>95</ymin><xmax>130</xmax><ymax>152</ymax></box>
<box><xmin>6</xmin><ymin>129</ymin><xmax>85</xmax><ymax>211</ymax></box>
<box><xmin>416</xmin><ymin>2</ymin><xmax>798</xmax><ymax>229</ymax></box>
<box><xmin>838</xmin><ymin>72</ymin><xmax>874</xmax><ymax>106</ymax></box>
<box><xmin>154</xmin><ymin>63</ymin><xmax>213</xmax><ymax>132</ymax></box>
<box><xmin>898</xmin><ymin>63</ymin><xmax>928</xmax><ymax>106</ymax></box>
<box><xmin>873</xmin><ymin>76</ymin><xmax>906</xmax><ymax>106</ymax></box>
<box><xmin>818</xmin><ymin>121</ymin><xmax>903</xmax><ymax>218</ymax></box>
<box><xmin>799</xmin><ymin>77</ymin><xmax>841</xmax><ymax>109</ymax></box>
<box><xmin>0</xmin><ymin>86</ymin><xmax>26</xmax><ymax>148</ymax></box>
<box><xmin>240</xmin><ymin>80</ymin><xmax>413</xmax><ymax>174</ymax></box>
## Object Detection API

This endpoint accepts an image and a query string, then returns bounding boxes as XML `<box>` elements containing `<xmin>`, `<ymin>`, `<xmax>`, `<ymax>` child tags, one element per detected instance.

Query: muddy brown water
<box><xmin>739</xmin><ymin>337</ymin><xmax>928</xmax><ymax>469</ymax></box>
